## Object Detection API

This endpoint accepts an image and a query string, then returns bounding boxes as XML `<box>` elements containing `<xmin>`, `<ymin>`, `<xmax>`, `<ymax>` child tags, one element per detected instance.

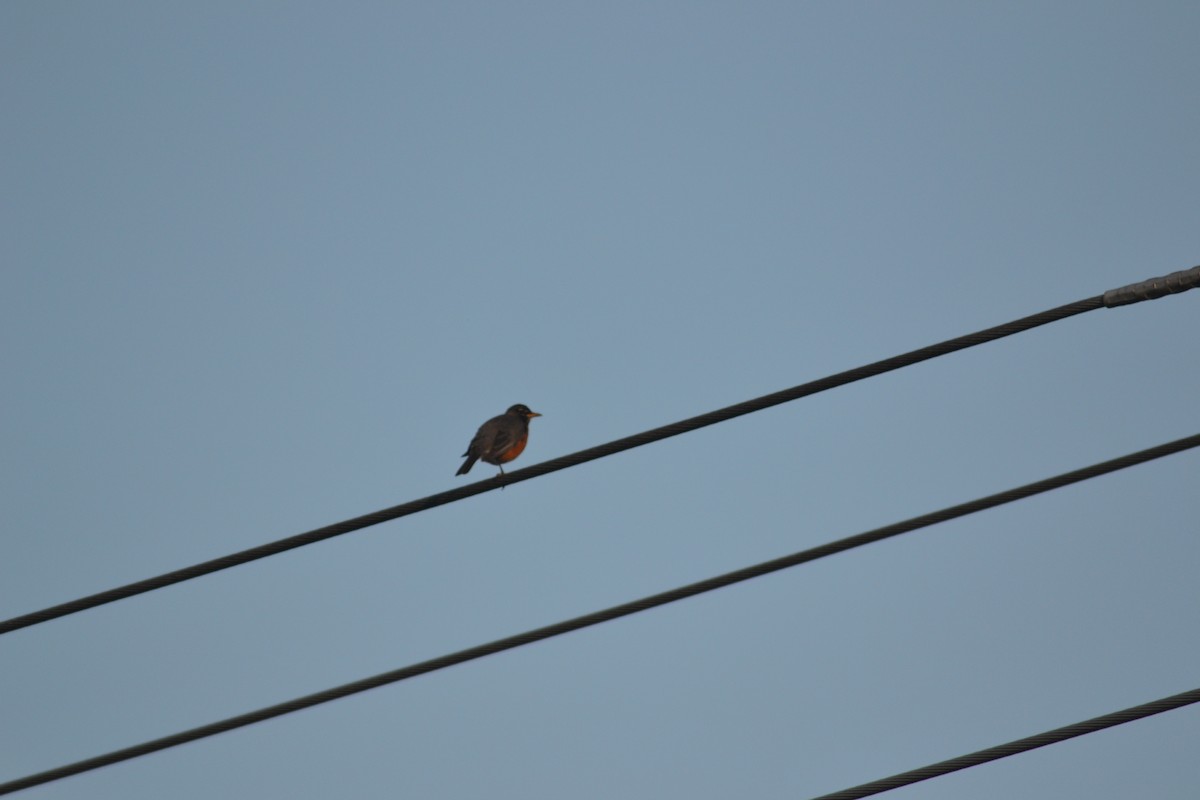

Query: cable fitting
<box><xmin>1103</xmin><ymin>264</ymin><xmax>1200</xmax><ymax>307</ymax></box>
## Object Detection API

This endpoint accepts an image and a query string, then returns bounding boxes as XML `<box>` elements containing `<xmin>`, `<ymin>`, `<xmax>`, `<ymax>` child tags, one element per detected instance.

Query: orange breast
<box><xmin>495</xmin><ymin>436</ymin><xmax>528</xmax><ymax>463</ymax></box>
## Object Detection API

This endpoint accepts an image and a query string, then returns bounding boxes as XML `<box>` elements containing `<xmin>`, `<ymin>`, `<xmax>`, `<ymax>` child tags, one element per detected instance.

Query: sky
<box><xmin>2</xmin><ymin>2</ymin><xmax>1198</xmax><ymax>798</ymax></box>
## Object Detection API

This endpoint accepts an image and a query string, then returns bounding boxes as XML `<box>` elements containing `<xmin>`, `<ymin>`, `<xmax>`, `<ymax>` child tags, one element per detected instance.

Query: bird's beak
<box><xmin>528</xmin><ymin>411</ymin><xmax>542</xmax><ymax>418</ymax></box>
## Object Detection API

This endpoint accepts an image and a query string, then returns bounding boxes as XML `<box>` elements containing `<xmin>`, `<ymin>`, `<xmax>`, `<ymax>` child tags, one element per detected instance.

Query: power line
<box><xmin>808</xmin><ymin>687</ymin><xmax>1200</xmax><ymax>800</ymax></box>
<box><xmin>2</xmin><ymin>431</ymin><xmax>1196</xmax><ymax>795</ymax></box>
<box><xmin>1</xmin><ymin>265</ymin><xmax>1195</xmax><ymax>637</ymax></box>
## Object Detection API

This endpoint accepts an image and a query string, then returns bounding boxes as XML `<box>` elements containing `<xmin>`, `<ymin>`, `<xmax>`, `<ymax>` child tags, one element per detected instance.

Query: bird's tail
<box><xmin>456</xmin><ymin>455</ymin><xmax>478</xmax><ymax>476</ymax></box>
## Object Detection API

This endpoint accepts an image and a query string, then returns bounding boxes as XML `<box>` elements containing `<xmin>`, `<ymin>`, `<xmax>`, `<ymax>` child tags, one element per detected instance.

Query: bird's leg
<box><xmin>498</xmin><ymin>464</ymin><xmax>506</xmax><ymax>489</ymax></box>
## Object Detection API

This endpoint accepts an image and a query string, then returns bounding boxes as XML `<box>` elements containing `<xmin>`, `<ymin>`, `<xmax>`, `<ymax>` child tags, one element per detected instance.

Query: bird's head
<box><xmin>507</xmin><ymin>404</ymin><xmax>542</xmax><ymax>420</ymax></box>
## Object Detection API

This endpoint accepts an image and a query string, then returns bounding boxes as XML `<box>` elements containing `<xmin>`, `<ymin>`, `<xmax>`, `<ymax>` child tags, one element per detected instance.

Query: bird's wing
<box><xmin>463</xmin><ymin>424</ymin><xmax>488</xmax><ymax>457</ymax></box>
<box><xmin>485</xmin><ymin>423</ymin><xmax>516</xmax><ymax>456</ymax></box>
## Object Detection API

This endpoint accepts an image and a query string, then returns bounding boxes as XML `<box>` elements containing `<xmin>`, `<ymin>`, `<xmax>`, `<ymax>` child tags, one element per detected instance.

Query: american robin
<box><xmin>456</xmin><ymin>404</ymin><xmax>542</xmax><ymax>477</ymax></box>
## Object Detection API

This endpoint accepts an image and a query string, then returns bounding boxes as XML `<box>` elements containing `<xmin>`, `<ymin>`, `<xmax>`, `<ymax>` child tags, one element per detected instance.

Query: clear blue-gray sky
<box><xmin>2</xmin><ymin>3</ymin><xmax>1198</xmax><ymax>798</ymax></box>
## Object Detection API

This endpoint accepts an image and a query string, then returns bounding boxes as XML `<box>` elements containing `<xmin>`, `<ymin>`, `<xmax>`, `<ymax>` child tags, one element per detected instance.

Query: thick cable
<box><xmin>0</xmin><ymin>296</ymin><xmax>1104</xmax><ymax>635</ymax></box>
<box><xmin>808</xmin><ymin>687</ymin><xmax>1200</xmax><ymax>800</ymax></box>
<box><xmin>1</xmin><ymin>432</ymin><xmax>1196</xmax><ymax>794</ymax></box>
<box><xmin>2</xmin><ymin>265</ymin><xmax>1194</xmax><ymax>635</ymax></box>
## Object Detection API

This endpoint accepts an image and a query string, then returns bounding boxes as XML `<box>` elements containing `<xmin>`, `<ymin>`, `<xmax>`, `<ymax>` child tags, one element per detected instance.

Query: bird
<box><xmin>456</xmin><ymin>404</ymin><xmax>542</xmax><ymax>478</ymax></box>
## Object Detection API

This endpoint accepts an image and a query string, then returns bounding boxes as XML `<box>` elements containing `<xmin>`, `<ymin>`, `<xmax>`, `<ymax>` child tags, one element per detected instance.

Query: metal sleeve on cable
<box><xmin>1102</xmin><ymin>265</ymin><xmax>1200</xmax><ymax>307</ymax></box>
